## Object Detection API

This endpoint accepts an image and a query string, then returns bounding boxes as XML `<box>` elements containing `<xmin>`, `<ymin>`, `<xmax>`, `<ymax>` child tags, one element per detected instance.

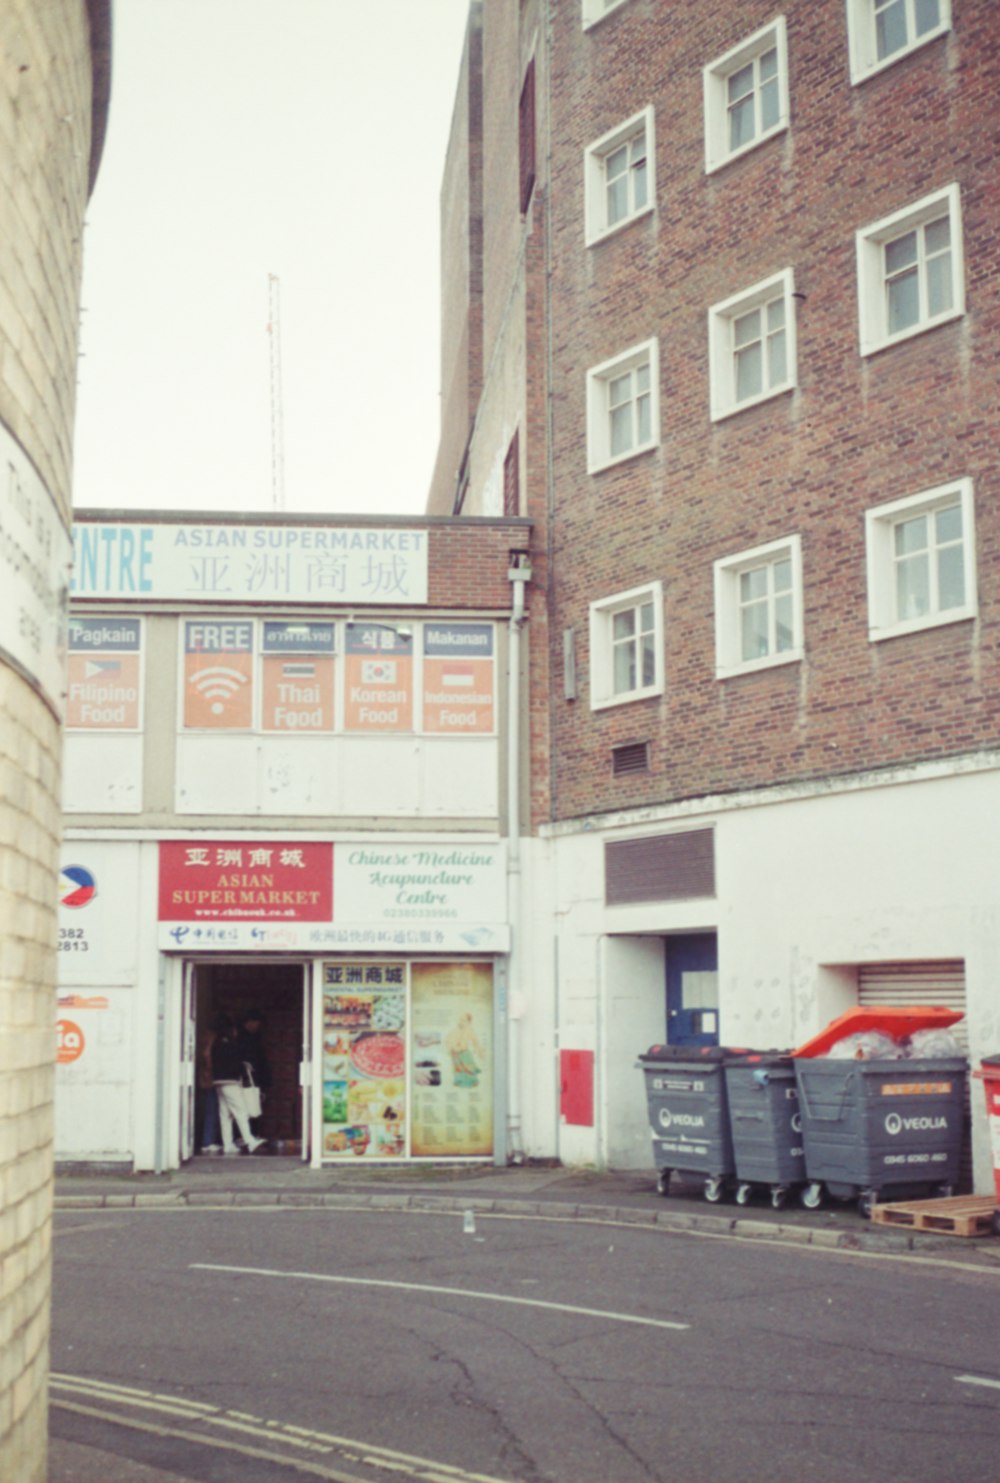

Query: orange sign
<box><xmin>261</xmin><ymin>654</ymin><xmax>334</xmax><ymax>731</ymax></box>
<box><xmin>66</xmin><ymin>650</ymin><xmax>142</xmax><ymax>728</ymax></box>
<box><xmin>183</xmin><ymin>620</ymin><xmax>254</xmax><ymax>729</ymax></box>
<box><xmin>423</xmin><ymin>624</ymin><xmax>494</xmax><ymax>733</ymax></box>
<box><xmin>57</xmin><ymin>1019</ymin><xmax>85</xmax><ymax>1063</ymax></box>
<box><xmin>344</xmin><ymin>625</ymin><xmax>413</xmax><ymax>732</ymax></box>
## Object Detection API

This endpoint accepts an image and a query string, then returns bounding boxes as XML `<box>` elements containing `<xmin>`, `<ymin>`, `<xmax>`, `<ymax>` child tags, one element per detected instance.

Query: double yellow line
<box><xmin>50</xmin><ymin>1373</ymin><xmax>514</xmax><ymax>1483</ymax></box>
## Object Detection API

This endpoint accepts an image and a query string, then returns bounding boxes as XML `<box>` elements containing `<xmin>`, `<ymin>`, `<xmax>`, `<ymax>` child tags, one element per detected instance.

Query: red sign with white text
<box><xmin>158</xmin><ymin>841</ymin><xmax>333</xmax><ymax>921</ymax></box>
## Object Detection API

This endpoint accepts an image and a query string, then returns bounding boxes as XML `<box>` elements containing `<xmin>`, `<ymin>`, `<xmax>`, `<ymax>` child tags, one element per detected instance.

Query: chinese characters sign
<box><xmin>158</xmin><ymin>841</ymin><xmax>332</xmax><ymax>921</ymax></box>
<box><xmin>72</xmin><ymin>522</ymin><xmax>429</xmax><ymax>604</ymax></box>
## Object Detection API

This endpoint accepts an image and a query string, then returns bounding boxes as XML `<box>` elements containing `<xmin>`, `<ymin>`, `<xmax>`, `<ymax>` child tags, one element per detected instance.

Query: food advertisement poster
<box><xmin>410</xmin><ymin>962</ymin><xmax>494</xmax><ymax>1158</ymax></box>
<box><xmin>322</xmin><ymin>962</ymin><xmax>407</xmax><ymax>1159</ymax></box>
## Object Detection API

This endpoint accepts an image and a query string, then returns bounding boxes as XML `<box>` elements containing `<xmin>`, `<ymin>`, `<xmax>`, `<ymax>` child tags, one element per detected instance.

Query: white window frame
<box><xmin>703</xmin><ymin>16</ymin><xmax>789</xmax><ymax>173</ymax></box>
<box><xmin>865</xmin><ymin>479</ymin><xmax>976</xmax><ymax>642</ymax></box>
<box><xmin>589</xmin><ymin>581</ymin><xmax>664</xmax><ymax>710</ymax></box>
<box><xmin>582</xmin><ymin>0</ymin><xmax>633</xmax><ymax>31</ymax></box>
<box><xmin>846</xmin><ymin>0</ymin><xmax>951</xmax><ymax>85</ymax></box>
<box><xmin>708</xmin><ymin>268</ymin><xmax>797</xmax><ymax>422</ymax></box>
<box><xmin>714</xmin><ymin>536</ymin><xmax>804</xmax><ymax>678</ymax></box>
<box><xmin>586</xmin><ymin>338</ymin><xmax>660</xmax><ymax>474</ymax></box>
<box><xmin>585</xmin><ymin>107</ymin><xmax>655</xmax><ymax>245</ymax></box>
<box><xmin>856</xmin><ymin>183</ymin><xmax>963</xmax><ymax>357</ymax></box>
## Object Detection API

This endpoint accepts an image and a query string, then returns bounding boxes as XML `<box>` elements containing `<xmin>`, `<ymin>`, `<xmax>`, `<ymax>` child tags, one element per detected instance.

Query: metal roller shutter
<box><xmin>859</xmin><ymin>960</ymin><xmax>971</xmax><ymax>1192</ymax></box>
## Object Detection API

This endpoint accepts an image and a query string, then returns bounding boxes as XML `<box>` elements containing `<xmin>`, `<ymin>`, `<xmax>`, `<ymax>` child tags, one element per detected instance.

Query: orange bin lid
<box><xmin>792</xmin><ymin>1005</ymin><xmax>963</xmax><ymax>1059</ymax></box>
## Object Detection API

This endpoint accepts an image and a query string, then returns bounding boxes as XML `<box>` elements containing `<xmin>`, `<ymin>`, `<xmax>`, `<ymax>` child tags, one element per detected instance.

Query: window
<box><xmin>704</xmin><ymin>17</ymin><xmax>789</xmax><ymax>173</ymax></box>
<box><xmin>585</xmin><ymin>107</ymin><xmax>655</xmax><ymax>244</ymax></box>
<box><xmin>586</xmin><ymin>339</ymin><xmax>659</xmax><ymax>473</ymax></box>
<box><xmin>589</xmin><ymin>582</ymin><xmax>664</xmax><ymax>709</ymax></box>
<box><xmin>582</xmin><ymin>0</ymin><xmax>633</xmax><ymax>30</ymax></box>
<box><xmin>865</xmin><ymin>479</ymin><xmax>976</xmax><ymax>641</ymax></box>
<box><xmin>856</xmin><ymin>184</ymin><xmax>963</xmax><ymax>356</ymax></box>
<box><xmin>519</xmin><ymin>59</ymin><xmax>536</xmax><ymax>214</ymax></box>
<box><xmin>714</xmin><ymin>536</ymin><xmax>803</xmax><ymax>677</ymax></box>
<box><xmin>708</xmin><ymin>269</ymin><xmax>797</xmax><ymax>421</ymax></box>
<box><xmin>847</xmin><ymin>0</ymin><xmax>950</xmax><ymax>83</ymax></box>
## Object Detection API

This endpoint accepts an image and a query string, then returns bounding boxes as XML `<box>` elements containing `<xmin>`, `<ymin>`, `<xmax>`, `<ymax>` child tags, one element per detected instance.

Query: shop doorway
<box><xmin>187</xmin><ymin>961</ymin><xmax>306</xmax><ymax>1159</ymax></box>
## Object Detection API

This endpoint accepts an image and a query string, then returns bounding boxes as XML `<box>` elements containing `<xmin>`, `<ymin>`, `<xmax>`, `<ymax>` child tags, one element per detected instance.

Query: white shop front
<box><xmin>57</xmin><ymin>835</ymin><xmax>510</xmax><ymax>1170</ymax></box>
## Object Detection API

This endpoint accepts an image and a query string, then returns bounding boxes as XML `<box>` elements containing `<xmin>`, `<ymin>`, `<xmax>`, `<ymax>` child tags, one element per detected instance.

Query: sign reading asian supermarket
<box><xmin>157</xmin><ymin>841</ymin><xmax>509</xmax><ymax>953</ymax></box>
<box><xmin>72</xmin><ymin>522</ymin><xmax>429</xmax><ymax>604</ymax></box>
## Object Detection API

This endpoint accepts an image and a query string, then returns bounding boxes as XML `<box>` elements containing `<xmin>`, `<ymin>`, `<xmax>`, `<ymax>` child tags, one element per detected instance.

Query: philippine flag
<box><xmin>60</xmin><ymin>865</ymin><xmax>97</xmax><ymax>909</ymax></box>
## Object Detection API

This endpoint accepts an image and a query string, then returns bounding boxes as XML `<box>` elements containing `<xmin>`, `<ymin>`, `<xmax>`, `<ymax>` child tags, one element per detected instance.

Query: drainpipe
<box><xmin>506</xmin><ymin>551</ymin><xmax>532</xmax><ymax>1163</ymax></box>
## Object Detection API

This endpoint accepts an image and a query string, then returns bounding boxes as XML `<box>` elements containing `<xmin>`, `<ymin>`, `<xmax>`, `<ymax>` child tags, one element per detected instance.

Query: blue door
<box><xmin>666</xmin><ymin>933</ymin><xmax>719</xmax><ymax>1047</ymax></box>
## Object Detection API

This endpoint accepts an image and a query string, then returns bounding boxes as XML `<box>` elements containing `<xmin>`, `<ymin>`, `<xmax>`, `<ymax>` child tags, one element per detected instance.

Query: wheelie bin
<box><xmin>636</xmin><ymin>1044</ymin><xmax>737</xmax><ymax>1203</ymax></box>
<box><xmin>793</xmin><ymin>1049</ymin><xmax>966</xmax><ymax>1216</ymax></box>
<box><xmin>972</xmin><ymin>1054</ymin><xmax>1000</xmax><ymax>1238</ymax></box>
<box><xmin>725</xmin><ymin>1053</ymin><xmax>804</xmax><ymax>1210</ymax></box>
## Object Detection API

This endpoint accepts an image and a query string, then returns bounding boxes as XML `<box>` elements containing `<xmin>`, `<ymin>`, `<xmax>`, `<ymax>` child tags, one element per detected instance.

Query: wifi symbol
<box><xmin>190</xmin><ymin>665</ymin><xmax>248</xmax><ymax>715</ymax></box>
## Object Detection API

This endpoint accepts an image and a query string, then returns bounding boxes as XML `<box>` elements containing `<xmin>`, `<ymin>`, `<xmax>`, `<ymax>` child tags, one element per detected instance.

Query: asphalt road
<box><xmin>50</xmin><ymin>1204</ymin><xmax>1000</xmax><ymax>1482</ymax></box>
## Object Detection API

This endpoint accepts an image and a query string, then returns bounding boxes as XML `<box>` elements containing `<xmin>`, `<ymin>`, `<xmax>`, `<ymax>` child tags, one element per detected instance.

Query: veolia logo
<box><xmin>658</xmin><ymin>1108</ymin><xmax>705</xmax><ymax>1131</ymax></box>
<box><xmin>885</xmin><ymin>1113</ymin><xmax>947</xmax><ymax>1135</ymax></box>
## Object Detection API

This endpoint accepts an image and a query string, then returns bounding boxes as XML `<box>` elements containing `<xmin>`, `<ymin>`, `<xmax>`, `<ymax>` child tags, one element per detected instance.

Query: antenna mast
<box><xmin>267</xmin><ymin>273</ymin><xmax>286</xmax><ymax>510</ymax></box>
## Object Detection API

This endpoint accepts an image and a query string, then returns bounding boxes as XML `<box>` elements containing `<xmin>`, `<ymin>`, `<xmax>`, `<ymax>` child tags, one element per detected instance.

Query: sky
<box><xmin>72</xmin><ymin>0</ymin><xmax>471</xmax><ymax>519</ymax></box>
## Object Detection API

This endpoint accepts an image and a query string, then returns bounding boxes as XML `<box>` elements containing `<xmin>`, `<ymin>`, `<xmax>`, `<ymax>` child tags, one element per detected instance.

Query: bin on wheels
<box><xmin>793</xmin><ymin>1055</ymin><xmax>967</xmax><ymax>1217</ymax></box>
<box><xmin>725</xmin><ymin>1053</ymin><xmax>804</xmax><ymax>1210</ymax></box>
<box><xmin>636</xmin><ymin>1045</ymin><xmax>736</xmax><ymax>1203</ymax></box>
<box><xmin>972</xmin><ymin>1054</ymin><xmax>1000</xmax><ymax>1238</ymax></box>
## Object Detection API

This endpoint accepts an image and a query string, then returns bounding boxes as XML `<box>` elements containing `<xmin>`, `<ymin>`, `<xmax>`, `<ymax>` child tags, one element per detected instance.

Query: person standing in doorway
<box><xmin>198</xmin><ymin>1020</ymin><xmax>222</xmax><ymax>1153</ymax></box>
<box><xmin>236</xmin><ymin>1009</ymin><xmax>271</xmax><ymax>1138</ymax></box>
<box><xmin>211</xmin><ymin>1012</ymin><xmax>265</xmax><ymax>1155</ymax></box>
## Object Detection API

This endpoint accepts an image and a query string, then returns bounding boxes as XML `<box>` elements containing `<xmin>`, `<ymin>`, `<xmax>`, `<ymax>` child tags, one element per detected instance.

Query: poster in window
<box><xmin>422</xmin><ymin>623</ymin><xmax>495</xmax><ymax>734</ymax></box>
<box><xmin>66</xmin><ymin>617</ymin><xmax>142</xmax><ymax>730</ymax></box>
<box><xmin>183</xmin><ymin>619</ymin><xmax>253</xmax><ymax>729</ymax></box>
<box><xmin>322</xmin><ymin>962</ymin><xmax>406</xmax><ymax>1158</ymax></box>
<box><xmin>343</xmin><ymin>623</ymin><xmax>412</xmax><ymax>732</ymax></box>
<box><xmin>261</xmin><ymin>620</ymin><xmax>335</xmax><ymax>732</ymax></box>
<box><xmin>410</xmin><ymin>962</ymin><xmax>493</xmax><ymax>1158</ymax></box>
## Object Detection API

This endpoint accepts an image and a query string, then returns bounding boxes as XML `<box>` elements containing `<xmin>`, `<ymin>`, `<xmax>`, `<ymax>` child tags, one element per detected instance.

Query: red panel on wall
<box><xmin>560</xmin><ymin>1049</ymin><xmax>594</xmax><ymax>1127</ymax></box>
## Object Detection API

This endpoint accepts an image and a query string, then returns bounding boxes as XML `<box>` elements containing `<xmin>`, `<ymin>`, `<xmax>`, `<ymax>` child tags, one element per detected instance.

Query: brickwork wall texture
<box><xmin>0</xmin><ymin>2</ymin><xmax>101</xmax><ymax>1477</ymax></box>
<box><xmin>539</xmin><ymin>0</ymin><xmax>1000</xmax><ymax>822</ymax></box>
<box><xmin>427</xmin><ymin>3</ymin><xmax>483</xmax><ymax>516</ymax></box>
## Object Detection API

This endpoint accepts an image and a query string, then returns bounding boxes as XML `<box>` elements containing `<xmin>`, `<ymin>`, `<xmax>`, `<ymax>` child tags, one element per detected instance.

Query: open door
<box><xmin>300</xmin><ymin>967</ymin><xmax>314</xmax><ymax>1163</ymax></box>
<box><xmin>179</xmin><ymin>960</ymin><xmax>197</xmax><ymax>1161</ymax></box>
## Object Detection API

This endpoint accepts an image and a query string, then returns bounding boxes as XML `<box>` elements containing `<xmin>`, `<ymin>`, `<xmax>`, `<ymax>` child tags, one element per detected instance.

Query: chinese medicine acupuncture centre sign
<box><xmin>157</xmin><ymin>842</ymin><xmax>510</xmax><ymax>953</ymax></box>
<box><xmin>71</xmin><ymin>522</ymin><xmax>428</xmax><ymax>604</ymax></box>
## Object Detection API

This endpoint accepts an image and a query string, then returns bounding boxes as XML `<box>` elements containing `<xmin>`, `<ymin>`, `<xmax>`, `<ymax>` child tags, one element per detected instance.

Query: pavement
<box><xmin>49</xmin><ymin>1158</ymin><xmax>1000</xmax><ymax>1481</ymax></box>
<box><xmin>54</xmin><ymin>1152</ymin><xmax>1000</xmax><ymax>1262</ymax></box>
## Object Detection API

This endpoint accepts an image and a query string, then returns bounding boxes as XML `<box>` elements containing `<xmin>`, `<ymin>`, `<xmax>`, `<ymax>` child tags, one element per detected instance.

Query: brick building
<box><xmin>430</xmin><ymin>1</ymin><xmax>1000</xmax><ymax>1184</ymax></box>
<box><xmin>0</xmin><ymin>3</ymin><xmax>110</xmax><ymax>1476</ymax></box>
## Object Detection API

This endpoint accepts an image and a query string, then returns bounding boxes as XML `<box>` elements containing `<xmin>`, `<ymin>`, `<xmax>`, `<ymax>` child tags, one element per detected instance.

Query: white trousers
<box><xmin>215</xmin><ymin>1081</ymin><xmax>253</xmax><ymax>1150</ymax></box>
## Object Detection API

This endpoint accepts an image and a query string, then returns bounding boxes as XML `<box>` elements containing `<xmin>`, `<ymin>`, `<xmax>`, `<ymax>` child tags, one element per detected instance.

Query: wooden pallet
<box><xmin>871</xmin><ymin>1195</ymin><xmax>997</xmax><ymax>1238</ymax></box>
